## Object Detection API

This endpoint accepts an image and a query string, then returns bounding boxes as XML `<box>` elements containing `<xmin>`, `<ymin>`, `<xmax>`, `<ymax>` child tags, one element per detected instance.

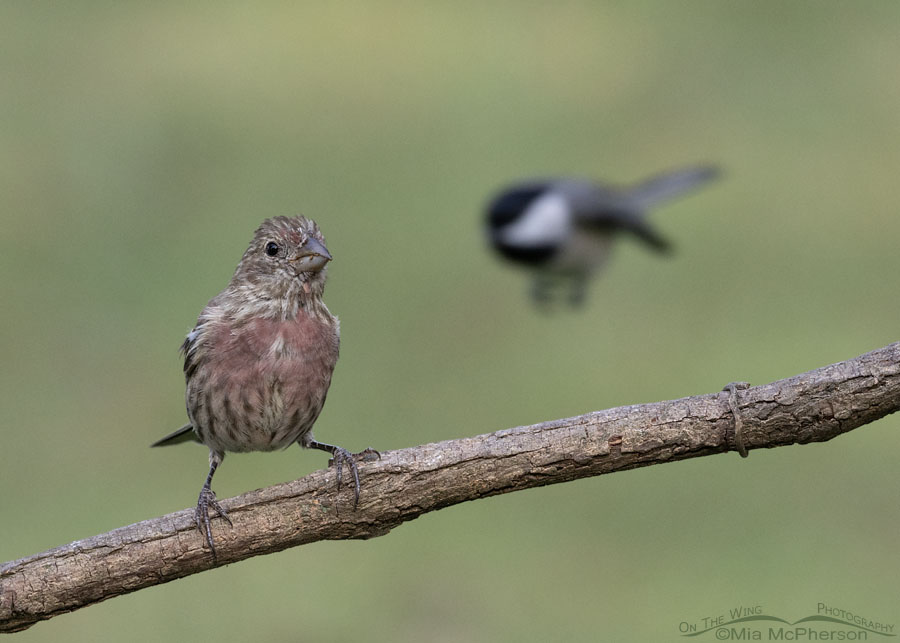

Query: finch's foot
<box><xmin>305</xmin><ymin>440</ymin><xmax>380</xmax><ymax>509</ymax></box>
<box><xmin>331</xmin><ymin>447</ymin><xmax>382</xmax><ymax>509</ymax></box>
<box><xmin>195</xmin><ymin>485</ymin><xmax>232</xmax><ymax>558</ymax></box>
<box><xmin>332</xmin><ymin>447</ymin><xmax>362</xmax><ymax>508</ymax></box>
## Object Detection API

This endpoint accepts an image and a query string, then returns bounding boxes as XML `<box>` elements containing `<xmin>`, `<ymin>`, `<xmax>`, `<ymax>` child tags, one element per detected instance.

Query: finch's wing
<box><xmin>151</xmin><ymin>423</ymin><xmax>199</xmax><ymax>447</ymax></box>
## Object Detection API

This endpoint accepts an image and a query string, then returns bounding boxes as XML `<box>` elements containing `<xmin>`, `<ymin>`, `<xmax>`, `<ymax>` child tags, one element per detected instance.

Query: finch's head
<box><xmin>231</xmin><ymin>215</ymin><xmax>333</xmax><ymax>301</ymax></box>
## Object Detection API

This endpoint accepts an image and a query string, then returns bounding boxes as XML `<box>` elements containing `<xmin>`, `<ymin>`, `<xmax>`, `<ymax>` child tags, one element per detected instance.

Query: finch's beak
<box><xmin>290</xmin><ymin>237</ymin><xmax>332</xmax><ymax>273</ymax></box>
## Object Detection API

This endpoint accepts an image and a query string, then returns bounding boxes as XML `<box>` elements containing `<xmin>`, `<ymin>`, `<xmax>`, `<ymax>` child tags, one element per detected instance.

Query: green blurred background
<box><xmin>2</xmin><ymin>2</ymin><xmax>899</xmax><ymax>641</ymax></box>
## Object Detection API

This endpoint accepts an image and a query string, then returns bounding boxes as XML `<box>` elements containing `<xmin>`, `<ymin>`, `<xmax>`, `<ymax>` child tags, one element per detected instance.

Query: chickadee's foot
<box><xmin>195</xmin><ymin>485</ymin><xmax>232</xmax><ymax>559</ymax></box>
<box><xmin>530</xmin><ymin>278</ymin><xmax>555</xmax><ymax>309</ymax></box>
<box><xmin>568</xmin><ymin>277</ymin><xmax>588</xmax><ymax>307</ymax></box>
<box><xmin>722</xmin><ymin>382</ymin><xmax>751</xmax><ymax>458</ymax></box>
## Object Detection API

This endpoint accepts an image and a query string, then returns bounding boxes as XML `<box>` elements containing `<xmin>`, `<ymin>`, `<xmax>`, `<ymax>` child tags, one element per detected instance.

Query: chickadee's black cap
<box><xmin>487</xmin><ymin>184</ymin><xmax>548</xmax><ymax>228</ymax></box>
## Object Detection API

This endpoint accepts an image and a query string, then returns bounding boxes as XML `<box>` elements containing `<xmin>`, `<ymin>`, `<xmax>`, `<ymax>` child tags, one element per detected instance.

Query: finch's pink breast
<box><xmin>197</xmin><ymin>311</ymin><xmax>339</xmax><ymax>453</ymax></box>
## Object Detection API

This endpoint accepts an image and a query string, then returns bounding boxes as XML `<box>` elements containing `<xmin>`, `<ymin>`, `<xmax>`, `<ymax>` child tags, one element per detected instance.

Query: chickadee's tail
<box><xmin>626</xmin><ymin>165</ymin><xmax>720</xmax><ymax>211</ymax></box>
<box><xmin>151</xmin><ymin>423</ymin><xmax>198</xmax><ymax>447</ymax></box>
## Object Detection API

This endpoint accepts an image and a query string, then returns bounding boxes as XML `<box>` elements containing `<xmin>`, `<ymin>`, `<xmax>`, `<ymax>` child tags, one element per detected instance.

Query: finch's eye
<box><xmin>265</xmin><ymin>242</ymin><xmax>280</xmax><ymax>257</ymax></box>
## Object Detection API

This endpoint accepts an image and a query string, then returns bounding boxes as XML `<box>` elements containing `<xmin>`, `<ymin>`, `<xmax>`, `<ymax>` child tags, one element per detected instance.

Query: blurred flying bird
<box><xmin>152</xmin><ymin>215</ymin><xmax>375</xmax><ymax>558</ymax></box>
<box><xmin>485</xmin><ymin>165</ymin><xmax>720</xmax><ymax>306</ymax></box>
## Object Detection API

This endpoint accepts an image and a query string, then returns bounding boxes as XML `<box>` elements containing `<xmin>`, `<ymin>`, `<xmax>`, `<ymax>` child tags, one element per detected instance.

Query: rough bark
<box><xmin>2</xmin><ymin>342</ymin><xmax>899</xmax><ymax>633</ymax></box>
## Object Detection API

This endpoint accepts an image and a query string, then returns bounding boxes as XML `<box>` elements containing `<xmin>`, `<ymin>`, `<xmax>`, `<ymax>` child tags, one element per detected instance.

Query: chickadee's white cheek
<box><xmin>500</xmin><ymin>192</ymin><xmax>572</xmax><ymax>247</ymax></box>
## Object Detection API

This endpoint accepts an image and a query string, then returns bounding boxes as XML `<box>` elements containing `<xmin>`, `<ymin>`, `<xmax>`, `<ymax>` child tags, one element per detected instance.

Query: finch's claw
<box><xmin>329</xmin><ymin>447</ymin><xmax>362</xmax><ymax>509</ymax></box>
<box><xmin>332</xmin><ymin>447</ymin><xmax>382</xmax><ymax>508</ymax></box>
<box><xmin>358</xmin><ymin>447</ymin><xmax>381</xmax><ymax>462</ymax></box>
<box><xmin>305</xmin><ymin>440</ymin><xmax>379</xmax><ymax>510</ymax></box>
<box><xmin>196</xmin><ymin>486</ymin><xmax>231</xmax><ymax>559</ymax></box>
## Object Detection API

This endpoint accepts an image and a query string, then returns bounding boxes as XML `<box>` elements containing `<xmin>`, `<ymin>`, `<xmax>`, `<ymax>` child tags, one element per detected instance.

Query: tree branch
<box><xmin>3</xmin><ymin>342</ymin><xmax>899</xmax><ymax>632</ymax></box>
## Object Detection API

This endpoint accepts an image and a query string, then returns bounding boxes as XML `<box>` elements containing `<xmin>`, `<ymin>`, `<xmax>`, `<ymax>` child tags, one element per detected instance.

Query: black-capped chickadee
<box><xmin>485</xmin><ymin>165</ymin><xmax>720</xmax><ymax>305</ymax></box>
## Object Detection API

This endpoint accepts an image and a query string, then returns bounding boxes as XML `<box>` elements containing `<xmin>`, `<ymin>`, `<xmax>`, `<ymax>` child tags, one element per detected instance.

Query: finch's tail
<box><xmin>626</xmin><ymin>165</ymin><xmax>720</xmax><ymax>211</ymax></box>
<box><xmin>151</xmin><ymin>423</ymin><xmax>198</xmax><ymax>447</ymax></box>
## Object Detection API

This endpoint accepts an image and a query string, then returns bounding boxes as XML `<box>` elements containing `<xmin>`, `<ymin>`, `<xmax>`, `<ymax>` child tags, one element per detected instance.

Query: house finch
<box><xmin>485</xmin><ymin>165</ymin><xmax>720</xmax><ymax>306</ymax></box>
<box><xmin>152</xmin><ymin>215</ymin><xmax>374</xmax><ymax>557</ymax></box>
